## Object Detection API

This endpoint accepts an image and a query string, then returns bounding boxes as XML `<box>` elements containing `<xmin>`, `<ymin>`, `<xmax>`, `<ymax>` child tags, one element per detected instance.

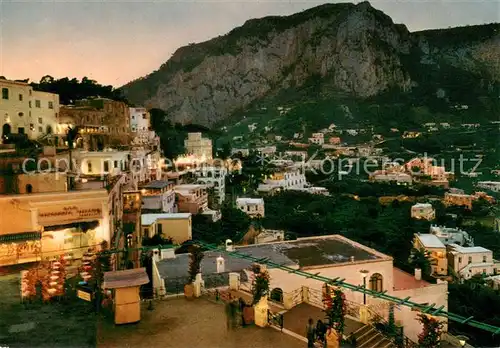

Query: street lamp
<box><xmin>456</xmin><ymin>335</ymin><xmax>468</xmax><ymax>348</ymax></box>
<box><xmin>359</xmin><ymin>269</ymin><xmax>369</xmax><ymax>305</ymax></box>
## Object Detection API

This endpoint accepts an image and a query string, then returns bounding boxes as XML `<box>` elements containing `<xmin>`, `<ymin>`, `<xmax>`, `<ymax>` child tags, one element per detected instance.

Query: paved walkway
<box><xmin>97</xmin><ymin>297</ymin><xmax>304</xmax><ymax>348</ymax></box>
<box><xmin>282</xmin><ymin>303</ymin><xmax>364</xmax><ymax>338</ymax></box>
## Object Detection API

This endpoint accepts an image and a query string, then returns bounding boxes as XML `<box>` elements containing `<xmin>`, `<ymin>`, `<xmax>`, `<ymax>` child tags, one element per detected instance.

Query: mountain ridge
<box><xmin>120</xmin><ymin>1</ymin><xmax>499</xmax><ymax>127</ymax></box>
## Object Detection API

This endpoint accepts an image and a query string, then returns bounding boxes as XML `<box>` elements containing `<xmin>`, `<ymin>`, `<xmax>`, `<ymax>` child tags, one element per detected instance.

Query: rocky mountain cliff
<box><xmin>120</xmin><ymin>1</ymin><xmax>499</xmax><ymax>127</ymax></box>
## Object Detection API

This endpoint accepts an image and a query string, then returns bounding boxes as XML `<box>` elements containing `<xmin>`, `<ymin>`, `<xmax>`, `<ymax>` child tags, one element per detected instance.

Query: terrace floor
<box><xmin>97</xmin><ymin>297</ymin><xmax>304</xmax><ymax>348</ymax></box>
<box><xmin>282</xmin><ymin>302</ymin><xmax>364</xmax><ymax>338</ymax></box>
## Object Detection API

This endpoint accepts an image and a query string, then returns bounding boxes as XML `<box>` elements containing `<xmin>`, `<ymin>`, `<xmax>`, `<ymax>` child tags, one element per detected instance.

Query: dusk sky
<box><xmin>0</xmin><ymin>1</ymin><xmax>498</xmax><ymax>87</ymax></box>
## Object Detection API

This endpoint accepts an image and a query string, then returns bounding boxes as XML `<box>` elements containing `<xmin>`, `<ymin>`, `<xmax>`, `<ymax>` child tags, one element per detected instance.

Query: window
<box><xmin>18</xmin><ymin>112</ymin><xmax>24</xmax><ymax>117</ymax></box>
<box><xmin>18</xmin><ymin>127</ymin><xmax>25</xmax><ymax>134</ymax></box>
<box><xmin>38</xmin><ymin>126</ymin><xmax>43</xmax><ymax>133</ymax></box>
<box><xmin>19</xmin><ymin>94</ymin><xmax>23</xmax><ymax>101</ymax></box>
<box><xmin>369</xmin><ymin>273</ymin><xmax>383</xmax><ymax>292</ymax></box>
<box><xmin>26</xmin><ymin>184</ymin><xmax>33</xmax><ymax>193</ymax></box>
<box><xmin>114</xmin><ymin>160</ymin><xmax>118</xmax><ymax>168</ymax></box>
<box><xmin>157</xmin><ymin>223</ymin><xmax>163</xmax><ymax>235</ymax></box>
<box><xmin>1</xmin><ymin>88</ymin><xmax>8</xmax><ymax>99</ymax></box>
<box><xmin>458</xmin><ymin>257</ymin><xmax>462</xmax><ymax>263</ymax></box>
<box><xmin>270</xmin><ymin>288</ymin><xmax>284</xmax><ymax>303</ymax></box>
<box><xmin>144</xmin><ymin>228</ymin><xmax>149</xmax><ymax>236</ymax></box>
<box><xmin>468</xmin><ymin>256</ymin><xmax>472</xmax><ymax>264</ymax></box>
<box><xmin>29</xmin><ymin>101</ymin><xmax>32</xmax><ymax>108</ymax></box>
<box><xmin>104</xmin><ymin>161</ymin><xmax>109</xmax><ymax>172</ymax></box>
<box><xmin>48</xmin><ymin>101</ymin><xmax>53</xmax><ymax>109</ymax></box>
<box><xmin>87</xmin><ymin>162</ymin><xmax>93</xmax><ymax>173</ymax></box>
<box><xmin>38</xmin><ymin>117</ymin><xmax>43</xmax><ymax>124</ymax></box>
<box><xmin>29</xmin><ymin>123</ymin><xmax>34</xmax><ymax>131</ymax></box>
<box><xmin>142</xmin><ymin>113</ymin><xmax>147</xmax><ymax>119</ymax></box>
<box><xmin>35</xmin><ymin>100</ymin><xmax>41</xmax><ymax>108</ymax></box>
<box><xmin>132</xmin><ymin>115</ymin><xmax>135</xmax><ymax>120</ymax></box>
<box><xmin>483</xmin><ymin>255</ymin><xmax>487</xmax><ymax>263</ymax></box>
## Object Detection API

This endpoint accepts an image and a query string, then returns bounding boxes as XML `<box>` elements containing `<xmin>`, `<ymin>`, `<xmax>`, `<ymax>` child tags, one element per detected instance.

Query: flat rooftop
<box><xmin>141</xmin><ymin>180</ymin><xmax>173</xmax><ymax>189</ymax></box>
<box><xmin>236</xmin><ymin>198</ymin><xmax>264</xmax><ymax>205</ymax></box>
<box><xmin>393</xmin><ymin>268</ymin><xmax>430</xmax><ymax>291</ymax></box>
<box><xmin>157</xmin><ymin>236</ymin><xmax>385</xmax><ymax>291</ymax></box>
<box><xmin>238</xmin><ymin>236</ymin><xmax>382</xmax><ymax>268</ymax></box>
<box><xmin>141</xmin><ymin>213</ymin><xmax>191</xmax><ymax>226</ymax></box>
<box><xmin>415</xmin><ymin>234</ymin><xmax>446</xmax><ymax>249</ymax></box>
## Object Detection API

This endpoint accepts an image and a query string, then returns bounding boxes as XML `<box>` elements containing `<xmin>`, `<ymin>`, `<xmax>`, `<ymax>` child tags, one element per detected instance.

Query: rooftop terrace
<box><xmin>157</xmin><ymin>236</ymin><xmax>385</xmax><ymax>292</ymax></box>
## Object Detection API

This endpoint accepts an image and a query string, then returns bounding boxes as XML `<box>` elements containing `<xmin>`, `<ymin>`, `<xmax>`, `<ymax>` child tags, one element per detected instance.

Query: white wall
<box><xmin>393</xmin><ymin>283</ymin><xmax>448</xmax><ymax>343</ymax></box>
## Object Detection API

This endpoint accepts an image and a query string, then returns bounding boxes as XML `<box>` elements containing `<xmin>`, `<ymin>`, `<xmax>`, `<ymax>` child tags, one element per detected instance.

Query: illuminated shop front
<box><xmin>0</xmin><ymin>190</ymin><xmax>110</xmax><ymax>266</ymax></box>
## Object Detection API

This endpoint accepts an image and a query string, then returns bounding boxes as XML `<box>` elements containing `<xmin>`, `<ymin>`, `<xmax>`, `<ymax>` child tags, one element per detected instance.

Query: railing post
<box><xmin>283</xmin><ymin>291</ymin><xmax>294</xmax><ymax>310</ymax></box>
<box><xmin>301</xmin><ymin>285</ymin><xmax>309</xmax><ymax>304</ymax></box>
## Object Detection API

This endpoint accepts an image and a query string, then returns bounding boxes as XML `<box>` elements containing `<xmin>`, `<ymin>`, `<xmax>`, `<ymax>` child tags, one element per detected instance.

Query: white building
<box><xmin>1</xmin><ymin>78</ymin><xmax>60</xmax><ymax>141</ymax></box>
<box><xmin>141</xmin><ymin>213</ymin><xmax>192</xmax><ymax>244</ymax></box>
<box><xmin>411</xmin><ymin>203</ymin><xmax>436</xmax><ymax>220</ymax></box>
<box><xmin>140</xmin><ymin>180</ymin><xmax>176</xmax><ymax>213</ymax></box>
<box><xmin>308</xmin><ymin>136</ymin><xmax>324</xmax><ymax>145</ymax></box>
<box><xmin>231</xmin><ymin>148</ymin><xmax>250</xmax><ymax>157</ymax></box>
<box><xmin>77</xmin><ymin>148</ymin><xmax>158</xmax><ymax>187</ymax></box>
<box><xmin>196</xmin><ymin>166</ymin><xmax>227</xmax><ymax>206</ymax></box>
<box><xmin>77</xmin><ymin>150</ymin><xmax>131</xmax><ymax>177</ymax></box>
<box><xmin>256</xmin><ymin>146</ymin><xmax>276</xmax><ymax>155</ymax></box>
<box><xmin>236</xmin><ymin>197</ymin><xmax>265</xmax><ymax>218</ymax></box>
<box><xmin>372</xmin><ymin>173</ymin><xmax>412</xmax><ymax>185</ymax></box>
<box><xmin>477</xmin><ymin>181</ymin><xmax>500</xmax><ymax>192</ymax></box>
<box><xmin>447</xmin><ymin>244</ymin><xmax>500</xmax><ymax>280</ymax></box>
<box><xmin>258</xmin><ymin>167</ymin><xmax>307</xmax><ymax>193</ymax></box>
<box><xmin>156</xmin><ymin>235</ymin><xmax>448</xmax><ymax>343</ymax></box>
<box><xmin>289</xmin><ymin>187</ymin><xmax>330</xmax><ymax>196</ymax></box>
<box><xmin>130</xmin><ymin>107</ymin><xmax>150</xmax><ymax>132</ymax></box>
<box><xmin>485</xmin><ymin>275</ymin><xmax>500</xmax><ymax>290</ymax></box>
<box><xmin>254</xmin><ymin>229</ymin><xmax>284</xmax><ymax>244</ymax></box>
<box><xmin>184</xmin><ymin>132</ymin><xmax>212</xmax><ymax>160</ymax></box>
<box><xmin>429</xmin><ymin>225</ymin><xmax>473</xmax><ymax>247</ymax></box>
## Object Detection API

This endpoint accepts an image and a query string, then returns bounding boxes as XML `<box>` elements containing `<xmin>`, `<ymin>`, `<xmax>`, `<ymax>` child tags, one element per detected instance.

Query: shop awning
<box><xmin>103</xmin><ymin>268</ymin><xmax>150</xmax><ymax>289</ymax></box>
<box><xmin>43</xmin><ymin>220</ymin><xmax>99</xmax><ymax>232</ymax></box>
<box><xmin>0</xmin><ymin>231</ymin><xmax>41</xmax><ymax>243</ymax></box>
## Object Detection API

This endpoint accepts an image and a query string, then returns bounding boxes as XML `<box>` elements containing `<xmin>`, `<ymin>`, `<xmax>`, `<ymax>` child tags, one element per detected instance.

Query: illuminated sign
<box><xmin>77</xmin><ymin>290</ymin><xmax>92</xmax><ymax>302</ymax></box>
<box><xmin>38</xmin><ymin>205</ymin><xmax>102</xmax><ymax>225</ymax></box>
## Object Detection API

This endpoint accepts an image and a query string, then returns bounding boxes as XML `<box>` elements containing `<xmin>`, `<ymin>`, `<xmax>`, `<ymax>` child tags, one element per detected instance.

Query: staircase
<box><xmin>350</xmin><ymin>325</ymin><xmax>395</xmax><ymax>348</ymax></box>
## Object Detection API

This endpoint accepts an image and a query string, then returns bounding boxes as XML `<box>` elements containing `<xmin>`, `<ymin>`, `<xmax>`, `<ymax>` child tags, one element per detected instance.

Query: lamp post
<box><xmin>457</xmin><ymin>335</ymin><xmax>468</xmax><ymax>348</ymax></box>
<box><xmin>359</xmin><ymin>270</ymin><xmax>369</xmax><ymax>305</ymax></box>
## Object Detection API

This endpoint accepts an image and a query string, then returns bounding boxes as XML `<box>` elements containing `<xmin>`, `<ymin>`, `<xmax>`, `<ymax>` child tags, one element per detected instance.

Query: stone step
<box><xmin>352</xmin><ymin>324</ymin><xmax>372</xmax><ymax>339</ymax></box>
<box><xmin>358</xmin><ymin>332</ymin><xmax>383</xmax><ymax>348</ymax></box>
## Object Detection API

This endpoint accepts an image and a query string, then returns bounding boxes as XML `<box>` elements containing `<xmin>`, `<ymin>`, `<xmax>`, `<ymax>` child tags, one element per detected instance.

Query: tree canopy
<box><xmin>30</xmin><ymin>76</ymin><xmax>127</xmax><ymax>105</ymax></box>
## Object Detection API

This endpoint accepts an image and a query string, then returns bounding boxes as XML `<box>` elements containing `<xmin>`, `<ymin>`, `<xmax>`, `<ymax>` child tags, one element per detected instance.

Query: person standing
<box><xmin>306</xmin><ymin>318</ymin><xmax>316</xmax><ymax>348</ymax></box>
<box><xmin>316</xmin><ymin>319</ymin><xmax>327</xmax><ymax>348</ymax></box>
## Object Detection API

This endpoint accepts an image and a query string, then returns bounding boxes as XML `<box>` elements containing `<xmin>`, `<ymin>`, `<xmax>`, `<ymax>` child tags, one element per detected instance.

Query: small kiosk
<box><xmin>103</xmin><ymin>268</ymin><xmax>150</xmax><ymax>325</ymax></box>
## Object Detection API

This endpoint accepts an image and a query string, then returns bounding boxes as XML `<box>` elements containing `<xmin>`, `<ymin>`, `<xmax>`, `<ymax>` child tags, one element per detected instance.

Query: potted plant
<box><xmin>250</xmin><ymin>264</ymin><xmax>270</xmax><ymax>305</ymax></box>
<box><xmin>241</xmin><ymin>297</ymin><xmax>254</xmax><ymax>325</ymax></box>
<box><xmin>417</xmin><ymin>313</ymin><xmax>444</xmax><ymax>348</ymax></box>
<box><xmin>322</xmin><ymin>283</ymin><xmax>347</xmax><ymax>347</ymax></box>
<box><xmin>184</xmin><ymin>245</ymin><xmax>204</xmax><ymax>299</ymax></box>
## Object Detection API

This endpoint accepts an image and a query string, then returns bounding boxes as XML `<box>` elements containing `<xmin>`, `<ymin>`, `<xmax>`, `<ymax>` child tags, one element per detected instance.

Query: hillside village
<box><xmin>1</xmin><ymin>76</ymin><xmax>499</xmax><ymax>347</ymax></box>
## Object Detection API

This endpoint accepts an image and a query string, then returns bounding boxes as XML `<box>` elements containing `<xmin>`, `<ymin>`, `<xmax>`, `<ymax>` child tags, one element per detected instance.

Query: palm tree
<box><xmin>409</xmin><ymin>247</ymin><xmax>432</xmax><ymax>277</ymax></box>
<box><xmin>66</xmin><ymin>126</ymin><xmax>80</xmax><ymax>190</ymax></box>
